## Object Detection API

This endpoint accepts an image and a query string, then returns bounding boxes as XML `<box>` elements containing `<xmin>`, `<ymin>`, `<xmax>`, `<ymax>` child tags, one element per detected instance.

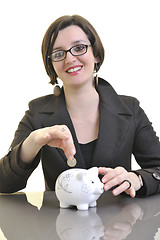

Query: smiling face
<box><xmin>52</xmin><ymin>25</ymin><xmax>99</xmax><ymax>89</ymax></box>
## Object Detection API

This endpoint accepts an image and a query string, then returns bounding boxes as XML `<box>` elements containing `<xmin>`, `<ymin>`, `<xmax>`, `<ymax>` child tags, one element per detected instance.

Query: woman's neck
<box><xmin>63</xmin><ymin>80</ymin><xmax>100</xmax><ymax>144</ymax></box>
<box><xmin>63</xmin><ymin>82</ymin><xmax>99</xmax><ymax>115</ymax></box>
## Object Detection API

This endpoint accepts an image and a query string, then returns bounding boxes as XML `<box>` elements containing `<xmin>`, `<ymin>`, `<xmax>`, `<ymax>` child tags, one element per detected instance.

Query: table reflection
<box><xmin>56</xmin><ymin>208</ymin><xmax>104</xmax><ymax>240</ymax></box>
<box><xmin>99</xmin><ymin>203</ymin><xmax>143</xmax><ymax>240</ymax></box>
<box><xmin>0</xmin><ymin>192</ymin><xmax>159</xmax><ymax>240</ymax></box>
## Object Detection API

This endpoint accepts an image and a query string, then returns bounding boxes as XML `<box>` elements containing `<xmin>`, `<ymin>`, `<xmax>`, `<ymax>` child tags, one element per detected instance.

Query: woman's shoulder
<box><xmin>119</xmin><ymin>94</ymin><xmax>139</xmax><ymax>105</ymax></box>
<box><xmin>27</xmin><ymin>91</ymin><xmax>65</xmax><ymax>114</ymax></box>
<box><xmin>29</xmin><ymin>94</ymin><xmax>54</xmax><ymax>104</ymax></box>
<box><xmin>27</xmin><ymin>94</ymin><xmax>57</xmax><ymax>112</ymax></box>
<box><xmin>29</xmin><ymin>94</ymin><xmax>53</xmax><ymax>106</ymax></box>
<box><xmin>98</xmin><ymin>77</ymin><xmax>140</xmax><ymax>110</ymax></box>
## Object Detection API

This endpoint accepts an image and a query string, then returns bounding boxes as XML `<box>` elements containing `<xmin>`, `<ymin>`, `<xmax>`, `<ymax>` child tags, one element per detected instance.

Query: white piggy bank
<box><xmin>55</xmin><ymin>167</ymin><xmax>104</xmax><ymax>210</ymax></box>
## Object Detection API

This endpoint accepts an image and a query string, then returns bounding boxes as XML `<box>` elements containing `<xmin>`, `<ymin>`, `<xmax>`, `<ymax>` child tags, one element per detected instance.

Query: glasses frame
<box><xmin>48</xmin><ymin>44</ymin><xmax>91</xmax><ymax>62</ymax></box>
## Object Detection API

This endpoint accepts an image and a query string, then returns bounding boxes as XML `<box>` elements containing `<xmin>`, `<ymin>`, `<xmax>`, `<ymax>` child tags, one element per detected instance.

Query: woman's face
<box><xmin>52</xmin><ymin>25</ymin><xmax>98</xmax><ymax>89</ymax></box>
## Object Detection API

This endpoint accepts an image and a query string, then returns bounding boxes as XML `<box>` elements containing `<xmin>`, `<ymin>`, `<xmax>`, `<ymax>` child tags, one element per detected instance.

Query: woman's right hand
<box><xmin>20</xmin><ymin>125</ymin><xmax>76</xmax><ymax>164</ymax></box>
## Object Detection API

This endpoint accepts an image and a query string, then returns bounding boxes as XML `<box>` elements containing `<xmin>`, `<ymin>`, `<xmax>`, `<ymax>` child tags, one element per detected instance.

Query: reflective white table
<box><xmin>0</xmin><ymin>191</ymin><xmax>160</xmax><ymax>240</ymax></box>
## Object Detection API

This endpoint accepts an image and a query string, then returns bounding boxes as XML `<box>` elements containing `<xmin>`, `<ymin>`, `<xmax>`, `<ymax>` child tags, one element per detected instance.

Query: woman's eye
<box><xmin>74</xmin><ymin>45</ymin><xmax>85</xmax><ymax>52</ymax></box>
<box><xmin>54</xmin><ymin>51</ymin><xmax>64</xmax><ymax>58</ymax></box>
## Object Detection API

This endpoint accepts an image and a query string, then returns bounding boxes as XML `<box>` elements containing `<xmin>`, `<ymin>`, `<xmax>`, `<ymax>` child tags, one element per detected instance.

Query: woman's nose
<box><xmin>64</xmin><ymin>52</ymin><xmax>77</xmax><ymax>64</ymax></box>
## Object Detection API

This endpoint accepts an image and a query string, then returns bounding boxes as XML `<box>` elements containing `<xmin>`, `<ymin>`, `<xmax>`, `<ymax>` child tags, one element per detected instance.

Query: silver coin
<box><xmin>67</xmin><ymin>157</ymin><xmax>77</xmax><ymax>167</ymax></box>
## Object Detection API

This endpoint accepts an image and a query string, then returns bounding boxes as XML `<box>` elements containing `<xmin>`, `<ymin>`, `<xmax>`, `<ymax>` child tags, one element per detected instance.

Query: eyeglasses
<box><xmin>48</xmin><ymin>44</ymin><xmax>91</xmax><ymax>62</ymax></box>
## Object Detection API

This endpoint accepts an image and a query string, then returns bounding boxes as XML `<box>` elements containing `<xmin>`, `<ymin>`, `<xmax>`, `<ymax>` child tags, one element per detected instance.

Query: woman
<box><xmin>0</xmin><ymin>15</ymin><xmax>160</xmax><ymax>197</ymax></box>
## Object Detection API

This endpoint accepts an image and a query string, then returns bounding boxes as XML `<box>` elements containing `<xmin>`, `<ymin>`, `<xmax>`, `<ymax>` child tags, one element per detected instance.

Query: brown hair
<box><xmin>41</xmin><ymin>15</ymin><xmax>105</xmax><ymax>85</ymax></box>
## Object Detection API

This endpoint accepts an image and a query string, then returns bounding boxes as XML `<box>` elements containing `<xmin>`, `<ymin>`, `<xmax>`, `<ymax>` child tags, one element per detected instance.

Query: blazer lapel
<box><xmin>91</xmin><ymin>78</ymin><xmax>132</xmax><ymax>167</ymax></box>
<box><xmin>39</xmin><ymin>91</ymin><xmax>85</xmax><ymax>168</ymax></box>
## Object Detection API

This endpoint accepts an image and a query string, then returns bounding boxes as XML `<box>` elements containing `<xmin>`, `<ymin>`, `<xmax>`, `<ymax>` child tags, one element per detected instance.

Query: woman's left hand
<box><xmin>98</xmin><ymin>167</ymin><xmax>142</xmax><ymax>198</ymax></box>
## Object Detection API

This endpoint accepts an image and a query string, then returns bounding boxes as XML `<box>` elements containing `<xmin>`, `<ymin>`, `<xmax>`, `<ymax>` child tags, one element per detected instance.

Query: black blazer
<box><xmin>1</xmin><ymin>78</ymin><xmax>160</xmax><ymax>195</ymax></box>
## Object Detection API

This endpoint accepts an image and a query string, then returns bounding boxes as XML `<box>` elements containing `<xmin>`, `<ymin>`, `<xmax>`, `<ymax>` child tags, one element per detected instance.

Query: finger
<box><xmin>112</xmin><ymin>181</ymin><xmax>133</xmax><ymax>196</ymax></box>
<box><xmin>49</xmin><ymin>125</ymin><xmax>71</xmax><ymax>140</ymax></box>
<box><xmin>61</xmin><ymin>126</ymin><xmax>76</xmax><ymax>157</ymax></box>
<box><xmin>102</xmin><ymin>167</ymin><xmax>126</xmax><ymax>184</ymax></box>
<box><xmin>58</xmin><ymin>126</ymin><xmax>76</xmax><ymax>160</ymax></box>
<box><xmin>61</xmin><ymin>138</ymin><xmax>76</xmax><ymax>160</ymax></box>
<box><xmin>37</xmin><ymin>127</ymin><xmax>70</xmax><ymax>147</ymax></box>
<box><xmin>102</xmin><ymin>170</ymin><xmax>125</xmax><ymax>189</ymax></box>
<box><xmin>98</xmin><ymin>167</ymin><xmax>112</xmax><ymax>175</ymax></box>
<box><xmin>103</xmin><ymin>175</ymin><xmax>123</xmax><ymax>191</ymax></box>
<box><xmin>46</xmin><ymin>126</ymin><xmax>76</xmax><ymax>159</ymax></box>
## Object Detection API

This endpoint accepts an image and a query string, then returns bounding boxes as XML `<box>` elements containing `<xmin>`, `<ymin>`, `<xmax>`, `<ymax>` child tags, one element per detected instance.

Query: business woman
<box><xmin>0</xmin><ymin>15</ymin><xmax>160</xmax><ymax>197</ymax></box>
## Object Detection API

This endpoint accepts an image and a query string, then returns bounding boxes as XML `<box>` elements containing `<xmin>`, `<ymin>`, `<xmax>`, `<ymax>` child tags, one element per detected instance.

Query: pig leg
<box><xmin>77</xmin><ymin>204</ymin><xmax>89</xmax><ymax>211</ymax></box>
<box><xmin>60</xmin><ymin>201</ymin><xmax>70</xmax><ymax>208</ymax></box>
<box><xmin>89</xmin><ymin>201</ymin><xmax>97</xmax><ymax>207</ymax></box>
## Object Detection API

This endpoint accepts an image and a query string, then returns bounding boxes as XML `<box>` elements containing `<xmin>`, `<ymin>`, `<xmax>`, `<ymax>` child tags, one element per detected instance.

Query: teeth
<box><xmin>67</xmin><ymin>66</ymin><xmax>82</xmax><ymax>73</ymax></box>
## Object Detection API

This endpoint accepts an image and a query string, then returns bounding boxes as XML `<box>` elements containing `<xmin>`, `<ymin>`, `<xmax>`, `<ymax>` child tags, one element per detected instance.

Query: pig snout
<box><xmin>93</xmin><ymin>183</ymin><xmax>104</xmax><ymax>195</ymax></box>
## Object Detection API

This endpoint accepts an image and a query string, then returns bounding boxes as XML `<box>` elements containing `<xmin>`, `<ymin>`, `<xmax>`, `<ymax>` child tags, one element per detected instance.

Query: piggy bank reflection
<box><xmin>56</xmin><ymin>208</ymin><xmax>104</xmax><ymax>240</ymax></box>
<box><xmin>55</xmin><ymin>167</ymin><xmax>104</xmax><ymax>210</ymax></box>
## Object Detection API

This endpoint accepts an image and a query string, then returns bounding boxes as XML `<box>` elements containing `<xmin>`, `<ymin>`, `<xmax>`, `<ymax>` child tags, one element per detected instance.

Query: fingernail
<box><xmin>113</xmin><ymin>190</ymin><xmax>118</xmax><ymax>196</ymax></box>
<box><xmin>104</xmin><ymin>185</ymin><xmax>109</xmax><ymax>191</ymax></box>
<box><xmin>71</xmin><ymin>148</ymin><xmax>76</xmax><ymax>155</ymax></box>
<box><xmin>102</xmin><ymin>177</ymin><xmax>107</xmax><ymax>183</ymax></box>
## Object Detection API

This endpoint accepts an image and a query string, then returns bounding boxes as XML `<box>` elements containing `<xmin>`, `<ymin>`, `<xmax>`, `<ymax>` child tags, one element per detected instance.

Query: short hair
<box><xmin>41</xmin><ymin>15</ymin><xmax>105</xmax><ymax>85</ymax></box>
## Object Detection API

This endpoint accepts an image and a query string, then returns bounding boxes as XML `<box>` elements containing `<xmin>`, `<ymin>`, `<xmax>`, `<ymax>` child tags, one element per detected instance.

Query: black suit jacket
<box><xmin>1</xmin><ymin>78</ymin><xmax>160</xmax><ymax>195</ymax></box>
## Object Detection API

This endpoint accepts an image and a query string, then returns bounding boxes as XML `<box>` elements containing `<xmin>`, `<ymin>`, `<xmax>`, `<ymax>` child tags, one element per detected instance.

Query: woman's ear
<box><xmin>94</xmin><ymin>57</ymin><xmax>100</xmax><ymax>65</ymax></box>
<box><xmin>94</xmin><ymin>57</ymin><xmax>100</xmax><ymax>73</ymax></box>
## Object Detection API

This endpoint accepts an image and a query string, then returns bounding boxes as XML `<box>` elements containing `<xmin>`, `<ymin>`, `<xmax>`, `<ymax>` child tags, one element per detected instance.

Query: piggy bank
<box><xmin>55</xmin><ymin>167</ymin><xmax>104</xmax><ymax>210</ymax></box>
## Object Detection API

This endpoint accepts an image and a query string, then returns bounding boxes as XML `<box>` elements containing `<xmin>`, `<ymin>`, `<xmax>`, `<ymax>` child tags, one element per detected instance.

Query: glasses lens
<box><xmin>71</xmin><ymin>44</ymin><xmax>87</xmax><ymax>56</ymax></box>
<box><xmin>51</xmin><ymin>50</ymin><xmax>65</xmax><ymax>62</ymax></box>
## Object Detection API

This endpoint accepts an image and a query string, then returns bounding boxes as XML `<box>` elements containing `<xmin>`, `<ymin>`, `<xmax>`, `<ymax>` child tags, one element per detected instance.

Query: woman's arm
<box><xmin>99</xmin><ymin>98</ymin><xmax>160</xmax><ymax>197</ymax></box>
<box><xmin>0</xmin><ymin>99</ymin><xmax>76</xmax><ymax>193</ymax></box>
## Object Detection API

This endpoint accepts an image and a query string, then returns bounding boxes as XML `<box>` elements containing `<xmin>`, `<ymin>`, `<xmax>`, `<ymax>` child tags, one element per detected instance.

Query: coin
<box><xmin>67</xmin><ymin>157</ymin><xmax>77</xmax><ymax>167</ymax></box>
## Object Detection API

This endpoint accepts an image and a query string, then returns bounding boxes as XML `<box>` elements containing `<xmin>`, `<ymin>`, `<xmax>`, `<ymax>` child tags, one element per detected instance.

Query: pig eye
<box><xmin>91</xmin><ymin>181</ymin><xmax>94</xmax><ymax>184</ymax></box>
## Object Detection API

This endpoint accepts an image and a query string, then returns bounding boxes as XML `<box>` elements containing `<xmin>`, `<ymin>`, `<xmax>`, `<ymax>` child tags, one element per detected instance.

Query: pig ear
<box><xmin>88</xmin><ymin>167</ymin><xmax>98</xmax><ymax>175</ymax></box>
<box><xmin>76</xmin><ymin>172</ymin><xmax>86</xmax><ymax>181</ymax></box>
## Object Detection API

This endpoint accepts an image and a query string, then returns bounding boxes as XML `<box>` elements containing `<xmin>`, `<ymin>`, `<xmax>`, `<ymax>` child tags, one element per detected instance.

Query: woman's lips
<box><xmin>66</xmin><ymin>65</ymin><xmax>83</xmax><ymax>75</ymax></box>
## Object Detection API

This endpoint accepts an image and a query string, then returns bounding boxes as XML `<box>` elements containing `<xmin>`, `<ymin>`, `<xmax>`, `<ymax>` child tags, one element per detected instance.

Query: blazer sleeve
<box><xmin>132</xmin><ymin>98</ymin><xmax>160</xmax><ymax>196</ymax></box>
<box><xmin>0</xmin><ymin>101</ymin><xmax>41</xmax><ymax>193</ymax></box>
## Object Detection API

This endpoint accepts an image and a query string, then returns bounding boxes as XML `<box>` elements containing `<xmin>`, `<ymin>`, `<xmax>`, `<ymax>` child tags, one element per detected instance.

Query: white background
<box><xmin>0</xmin><ymin>0</ymin><xmax>160</xmax><ymax>192</ymax></box>
<box><xmin>0</xmin><ymin>1</ymin><xmax>160</xmax><ymax>239</ymax></box>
